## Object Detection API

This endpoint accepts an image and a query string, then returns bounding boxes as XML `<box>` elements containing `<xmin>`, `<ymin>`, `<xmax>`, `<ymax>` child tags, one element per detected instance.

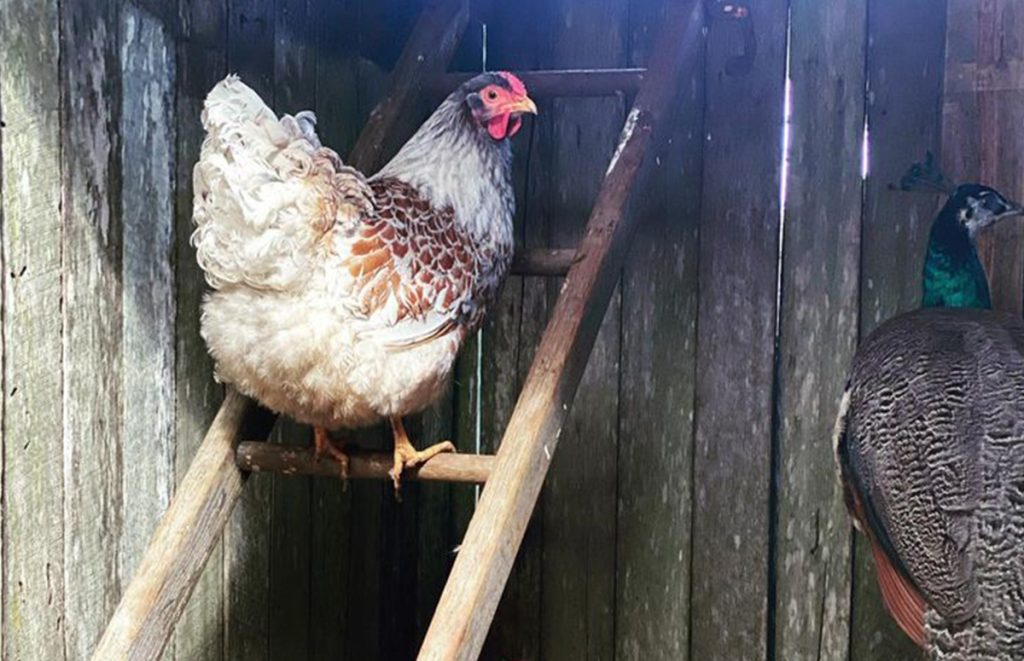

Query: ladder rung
<box><xmin>511</xmin><ymin>248</ymin><xmax>577</xmax><ymax>276</ymax></box>
<box><xmin>430</xmin><ymin>68</ymin><xmax>646</xmax><ymax>97</ymax></box>
<box><xmin>236</xmin><ymin>441</ymin><xmax>493</xmax><ymax>484</ymax></box>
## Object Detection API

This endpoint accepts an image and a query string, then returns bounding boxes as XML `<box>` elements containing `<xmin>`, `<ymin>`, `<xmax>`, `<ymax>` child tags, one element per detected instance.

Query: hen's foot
<box><xmin>314</xmin><ymin>426</ymin><xmax>349</xmax><ymax>481</ymax></box>
<box><xmin>388</xmin><ymin>416</ymin><xmax>456</xmax><ymax>494</ymax></box>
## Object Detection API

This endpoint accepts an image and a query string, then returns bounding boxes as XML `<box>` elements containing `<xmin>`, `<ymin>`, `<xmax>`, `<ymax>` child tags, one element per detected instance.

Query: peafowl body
<box><xmin>835</xmin><ymin>183</ymin><xmax>1024</xmax><ymax>659</ymax></box>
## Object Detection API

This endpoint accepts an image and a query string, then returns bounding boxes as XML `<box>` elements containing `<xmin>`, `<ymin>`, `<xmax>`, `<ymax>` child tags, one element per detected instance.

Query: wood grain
<box><xmin>510</xmin><ymin>248</ymin><xmax>577</xmax><ymax>277</ymax></box>
<box><xmin>471</xmin><ymin>3</ymin><xmax>545</xmax><ymax>657</ymax></box>
<box><xmin>535</xmin><ymin>1</ymin><xmax>627</xmax><ymax>658</ymax></box>
<box><xmin>119</xmin><ymin>0</ymin><xmax>177</xmax><ymax>598</ymax></box>
<box><xmin>61</xmin><ymin>1</ymin><xmax>124</xmax><ymax>656</ymax></box>
<box><xmin>349</xmin><ymin>0</ymin><xmax>469</xmax><ymax>172</ymax></box>
<box><xmin>943</xmin><ymin>0</ymin><xmax>1024</xmax><ymax>316</ymax></box>
<box><xmin>773</xmin><ymin>2</ymin><xmax>864</xmax><ymax>659</ymax></box>
<box><xmin>308</xmin><ymin>2</ymin><xmax>359</xmax><ymax>658</ymax></box>
<box><xmin>853</xmin><ymin>1</ymin><xmax>949</xmax><ymax>658</ymax></box>
<box><xmin>238</xmin><ymin>444</ymin><xmax>493</xmax><ymax>482</ymax></box>
<box><xmin>267</xmin><ymin>1</ymin><xmax>316</xmax><ymax>657</ymax></box>
<box><xmin>171</xmin><ymin>1</ymin><xmax>228</xmax><ymax>658</ymax></box>
<box><xmin>689</xmin><ymin>2</ymin><xmax>788</xmax><ymax>658</ymax></box>
<box><xmin>92</xmin><ymin>391</ymin><xmax>272</xmax><ymax>661</ymax></box>
<box><xmin>222</xmin><ymin>3</ymin><xmax>275</xmax><ymax>659</ymax></box>
<box><xmin>613</xmin><ymin>0</ymin><xmax>705</xmax><ymax>657</ymax></box>
<box><xmin>0</xmin><ymin>36</ymin><xmax>4</xmax><ymax>661</ymax></box>
<box><xmin>0</xmin><ymin>1</ymin><xmax>65</xmax><ymax>658</ymax></box>
<box><xmin>419</xmin><ymin>4</ymin><xmax>702</xmax><ymax>658</ymax></box>
<box><xmin>430</xmin><ymin>68</ymin><xmax>646</xmax><ymax>98</ymax></box>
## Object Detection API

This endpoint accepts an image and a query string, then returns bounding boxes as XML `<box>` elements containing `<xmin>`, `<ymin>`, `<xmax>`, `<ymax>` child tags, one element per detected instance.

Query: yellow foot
<box><xmin>314</xmin><ymin>426</ymin><xmax>349</xmax><ymax>481</ymax></box>
<box><xmin>388</xmin><ymin>416</ymin><xmax>456</xmax><ymax>494</ymax></box>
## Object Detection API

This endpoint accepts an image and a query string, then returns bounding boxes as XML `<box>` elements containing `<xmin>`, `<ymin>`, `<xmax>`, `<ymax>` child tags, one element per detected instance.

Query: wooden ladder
<box><xmin>94</xmin><ymin>1</ymin><xmax>703</xmax><ymax>658</ymax></box>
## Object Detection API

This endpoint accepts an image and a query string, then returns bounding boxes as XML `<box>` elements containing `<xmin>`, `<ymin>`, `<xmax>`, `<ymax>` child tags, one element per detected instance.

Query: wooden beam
<box><xmin>417</xmin><ymin>3</ymin><xmax>704</xmax><ymax>658</ymax></box>
<box><xmin>236</xmin><ymin>442</ymin><xmax>493</xmax><ymax>483</ymax></box>
<box><xmin>92</xmin><ymin>391</ymin><xmax>274</xmax><ymax>660</ymax></box>
<box><xmin>511</xmin><ymin>248</ymin><xmax>576</xmax><ymax>276</ymax></box>
<box><xmin>429</xmin><ymin>68</ymin><xmax>646</xmax><ymax>97</ymax></box>
<box><xmin>92</xmin><ymin>2</ymin><xmax>470</xmax><ymax>658</ymax></box>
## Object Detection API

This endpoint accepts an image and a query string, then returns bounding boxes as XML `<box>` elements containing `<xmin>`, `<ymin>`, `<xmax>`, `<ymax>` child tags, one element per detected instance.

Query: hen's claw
<box><xmin>388</xmin><ymin>417</ymin><xmax>456</xmax><ymax>493</ymax></box>
<box><xmin>314</xmin><ymin>426</ymin><xmax>349</xmax><ymax>481</ymax></box>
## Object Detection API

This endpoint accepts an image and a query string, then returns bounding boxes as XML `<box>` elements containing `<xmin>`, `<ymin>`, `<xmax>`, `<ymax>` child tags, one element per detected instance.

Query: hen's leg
<box><xmin>313</xmin><ymin>426</ymin><xmax>349</xmax><ymax>480</ymax></box>
<box><xmin>389</xmin><ymin>416</ymin><xmax>455</xmax><ymax>492</ymax></box>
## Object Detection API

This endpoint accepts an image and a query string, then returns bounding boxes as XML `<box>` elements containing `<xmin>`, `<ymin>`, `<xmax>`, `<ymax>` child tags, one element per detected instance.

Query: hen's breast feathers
<box><xmin>193</xmin><ymin>75</ymin><xmax>511</xmax><ymax>351</ymax></box>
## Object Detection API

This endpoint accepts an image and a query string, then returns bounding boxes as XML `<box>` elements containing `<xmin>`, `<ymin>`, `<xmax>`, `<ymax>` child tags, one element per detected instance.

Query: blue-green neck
<box><xmin>921</xmin><ymin>203</ymin><xmax>991</xmax><ymax>310</ymax></box>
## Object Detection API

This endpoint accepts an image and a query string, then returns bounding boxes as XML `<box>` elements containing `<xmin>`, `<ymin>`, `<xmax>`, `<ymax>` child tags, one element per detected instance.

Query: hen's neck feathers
<box><xmin>374</xmin><ymin>93</ymin><xmax>515</xmax><ymax>242</ymax></box>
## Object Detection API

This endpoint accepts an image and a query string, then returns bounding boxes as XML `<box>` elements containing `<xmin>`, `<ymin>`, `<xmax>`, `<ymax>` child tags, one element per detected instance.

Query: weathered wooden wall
<box><xmin>1</xmin><ymin>0</ymin><xmax>1006</xmax><ymax>659</ymax></box>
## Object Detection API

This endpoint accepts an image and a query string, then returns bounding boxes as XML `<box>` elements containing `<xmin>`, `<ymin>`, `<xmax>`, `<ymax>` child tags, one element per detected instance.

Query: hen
<box><xmin>192</xmin><ymin>72</ymin><xmax>536</xmax><ymax>489</ymax></box>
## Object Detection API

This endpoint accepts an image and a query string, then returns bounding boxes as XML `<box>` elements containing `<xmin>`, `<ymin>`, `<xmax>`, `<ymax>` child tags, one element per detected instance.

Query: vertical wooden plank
<box><xmin>614</xmin><ymin>0</ymin><xmax>704</xmax><ymax>657</ymax></box>
<box><xmin>346</xmin><ymin>2</ymin><xmax>462</xmax><ymax>656</ymax></box>
<box><xmin>266</xmin><ymin>1</ymin><xmax>315</xmax><ymax>658</ymax></box>
<box><xmin>61</xmin><ymin>0</ymin><xmax>124</xmax><ymax>656</ymax></box>
<box><xmin>173</xmin><ymin>0</ymin><xmax>227</xmax><ymax>658</ymax></box>
<box><xmin>0</xmin><ymin>43</ymin><xmax>4</xmax><ymax>661</ymax></box>
<box><xmin>942</xmin><ymin>0</ymin><xmax>1024</xmax><ymax>315</ymax></box>
<box><xmin>341</xmin><ymin>5</ymin><xmax>423</xmax><ymax>658</ymax></box>
<box><xmin>0</xmin><ymin>1</ymin><xmax>65</xmax><ymax>658</ymax></box>
<box><xmin>853</xmin><ymin>1</ymin><xmax>948</xmax><ymax>658</ymax></box>
<box><xmin>224</xmin><ymin>1</ymin><xmax>274</xmax><ymax>658</ymax></box>
<box><xmin>373</xmin><ymin>5</ymin><xmax>444</xmax><ymax>652</ymax></box>
<box><xmin>473</xmin><ymin>3</ymin><xmax>544</xmax><ymax>658</ymax></box>
<box><xmin>309</xmin><ymin>2</ymin><xmax>359</xmax><ymax>659</ymax></box>
<box><xmin>342</xmin><ymin>479</ymin><xmax>383</xmax><ymax>661</ymax></box>
<box><xmin>774</xmin><ymin>2</ymin><xmax>864</xmax><ymax>659</ymax></box>
<box><xmin>119</xmin><ymin>0</ymin><xmax>177</xmax><ymax>593</ymax></box>
<box><xmin>373</xmin><ymin>0</ymin><xmax>459</xmax><ymax>638</ymax></box>
<box><xmin>414</xmin><ymin>6</ymin><xmax>482</xmax><ymax>643</ymax></box>
<box><xmin>690</xmin><ymin>2</ymin><xmax>788</xmax><ymax>658</ymax></box>
<box><xmin>414</xmin><ymin>383</ymin><xmax>457</xmax><ymax>639</ymax></box>
<box><xmin>534</xmin><ymin>2</ymin><xmax>626</xmax><ymax>659</ymax></box>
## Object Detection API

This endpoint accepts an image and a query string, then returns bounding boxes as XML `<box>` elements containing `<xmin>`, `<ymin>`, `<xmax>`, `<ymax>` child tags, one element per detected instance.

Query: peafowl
<box><xmin>835</xmin><ymin>155</ymin><xmax>1024</xmax><ymax>659</ymax></box>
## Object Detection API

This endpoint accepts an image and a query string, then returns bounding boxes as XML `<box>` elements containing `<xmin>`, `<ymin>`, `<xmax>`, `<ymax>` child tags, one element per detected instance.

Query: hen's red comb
<box><xmin>496</xmin><ymin>71</ymin><xmax>527</xmax><ymax>97</ymax></box>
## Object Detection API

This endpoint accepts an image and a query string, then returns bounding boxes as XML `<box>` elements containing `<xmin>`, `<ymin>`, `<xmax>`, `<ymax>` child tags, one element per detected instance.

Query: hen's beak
<box><xmin>504</xmin><ymin>96</ymin><xmax>538</xmax><ymax>116</ymax></box>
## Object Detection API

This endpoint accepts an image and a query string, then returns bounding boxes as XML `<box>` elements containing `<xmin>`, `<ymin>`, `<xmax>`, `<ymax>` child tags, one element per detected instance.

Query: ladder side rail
<box><xmin>417</xmin><ymin>3</ymin><xmax>705</xmax><ymax>659</ymax></box>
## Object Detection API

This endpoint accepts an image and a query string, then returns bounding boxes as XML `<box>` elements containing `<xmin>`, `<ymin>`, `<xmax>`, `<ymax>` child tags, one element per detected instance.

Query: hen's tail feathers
<box><xmin>192</xmin><ymin>75</ymin><xmax>368</xmax><ymax>291</ymax></box>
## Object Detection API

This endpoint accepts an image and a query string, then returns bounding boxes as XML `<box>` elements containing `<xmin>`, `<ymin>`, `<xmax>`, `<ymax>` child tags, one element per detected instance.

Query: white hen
<box><xmin>193</xmin><ymin>73</ymin><xmax>536</xmax><ymax>487</ymax></box>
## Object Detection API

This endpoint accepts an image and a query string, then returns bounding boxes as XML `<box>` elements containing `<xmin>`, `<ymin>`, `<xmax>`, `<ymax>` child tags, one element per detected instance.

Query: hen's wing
<box><xmin>838</xmin><ymin>308</ymin><xmax>1024</xmax><ymax>639</ymax></box>
<box><xmin>336</xmin><ymin>176</ymin><xmax>511</xmax><ymax>349</ymax></box>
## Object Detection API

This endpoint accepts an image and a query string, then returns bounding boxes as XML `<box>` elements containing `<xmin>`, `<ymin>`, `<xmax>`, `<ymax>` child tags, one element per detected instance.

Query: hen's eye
<box><xmin>486</xmin><ymin>89</ymin><xmax>498</xmax><ymax>101</ymax></box>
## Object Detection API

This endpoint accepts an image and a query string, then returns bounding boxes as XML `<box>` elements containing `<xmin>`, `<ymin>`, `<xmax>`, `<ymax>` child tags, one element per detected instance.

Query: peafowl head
<box><xmin>947</xmin><ymin>184</ymin><xmax>1024</xmax><ymax>237</ymax></box>
<box><xmin>900</xmin><ymin>154</ymin><xmax>1024</xmax><ymax>237</ymax></box>
<box><xmin>900</xmin><ymin>153</ymin><xmax>1024</xmax><ymax>309</ymax></box>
